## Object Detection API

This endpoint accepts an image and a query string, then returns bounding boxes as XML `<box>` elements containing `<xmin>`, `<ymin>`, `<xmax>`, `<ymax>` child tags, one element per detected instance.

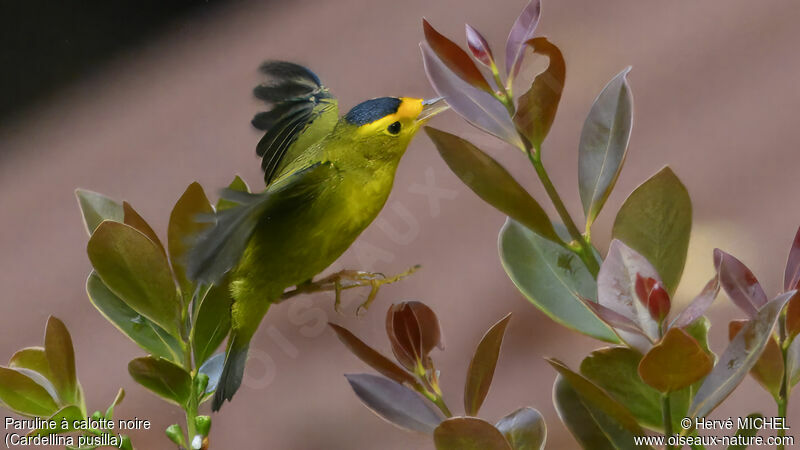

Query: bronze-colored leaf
<box><xmin>168</xmin><ymin>182</ymin><xmax>214</xmax><ymax>296</ymax></box>
<box><xmin>434</xmin><ymin>417</ymin><xmax>512</xmax><ymax>450</ymax></box>
<box><xmin>638</xmin><ymin>328</ymin><xmax>712</xmax><ymax>393</ymax></box>
<box><xmin>44</xmin><ymin>316</ymin><xmax>78</xmax><ymax>405</ymax></box>
<box><xmin>122</xmin><ymin>201</ymin><xmax>165</xmax><ymax>255</ymax></box>
<box><xmin>514</xmin><ymin>37</ymin><xmax>564</xmax><ymax>150</ymax></box>
<box><xmin>329</xmin><ymin>323</ymin><xmax>417</xmax><ymax>387</ymax></box>
<box><xmin>464</xmin><ymin>313</ymin><xmax>511</xmax><ymax>416</ymax></box>
<box><xmin>426</xmin><ymin>128</ymin><xmax>559</xmax><ymax>244</ymax></box>
<box><xmin>386</xmin><ymin>301</ymin><xmax>442</xmax><ymax>371</ymax></box>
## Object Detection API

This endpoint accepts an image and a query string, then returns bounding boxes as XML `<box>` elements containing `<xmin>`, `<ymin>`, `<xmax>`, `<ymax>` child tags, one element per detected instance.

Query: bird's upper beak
<box><xmin>416</xmin><ymin>97</ymin><xmax>449</xmax><ymax>123</ymax></box>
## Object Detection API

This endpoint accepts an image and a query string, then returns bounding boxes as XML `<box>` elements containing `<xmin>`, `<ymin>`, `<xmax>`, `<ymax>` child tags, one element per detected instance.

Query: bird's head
<box><xmin>338</xmin><ymin>96</ymin><xmax>448</xmax><ymax>160</ymax></box>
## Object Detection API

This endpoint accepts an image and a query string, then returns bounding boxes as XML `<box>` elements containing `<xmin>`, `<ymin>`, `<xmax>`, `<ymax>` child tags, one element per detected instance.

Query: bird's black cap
<box><xmin>344</xmin><ymin>97</ymin><xmax>401</xmax><ymax>125</ymax></box>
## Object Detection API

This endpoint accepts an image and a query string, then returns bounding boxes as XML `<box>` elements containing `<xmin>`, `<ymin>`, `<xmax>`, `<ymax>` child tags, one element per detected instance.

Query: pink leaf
<box><xmin>505</xmin><ymin>0</ymin><xmax>541</xmax><ymax>78</ymax></box>
<box><xmin>421</xmin><ymin>43</ymin><xmax>523</xmax><ymax>149</ymax></box>
<box><xmin>714</xmin><ymin>249</ymin><xmax>767</xmax><ymax>318</ymax></box>
<box><xmin>785</xmin><ymin>226</ymin><xmax>800</xmax><ymax>291</ymax></box>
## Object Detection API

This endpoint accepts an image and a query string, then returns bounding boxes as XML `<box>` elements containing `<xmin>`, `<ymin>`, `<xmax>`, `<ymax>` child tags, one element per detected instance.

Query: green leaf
<box><xmin>426</xmin><ymin>128</ymin><xmax>559</xmax><ymax>243</ymax></box>
<box><xmin>329</xmin><ymin>323</ymin><xmax>418</xmax><ymax>387</ymax></box>
<box><xmin>499</xmin><ymin>219</ymin><xmax>618</xmax><ymax>342</ymax></box>
<box><xmin>44</xmin><ymin>316</ymin><xmax>78</xmax><ymax>405</ymax></box>
<box><xmin>553</xmin><ymin>375</ymin><xmax>650</xmax><ymax>450</ymax></box>
<box><xmin>168</xmin><ymin>182</ymin><xmax>214</xmax><ymax>296</ymax></box>
<box><xmin>28</xmin><ymin>405</ymin><xmax>83</xmax><ymax>437</ymax></box>
<box><xmin>75</xmin><ymin>189</ymin><xmax>124</xmax><ymax>235</ymax></box>
<box><xmin>727</xmin><ymin>413</ymin><xmax>763</xmax><ymax>450</ymax></box>
<box><xmin>786</xmin><ymin>334</ymin><xmax>800</xmax><ymax>387</ymax></box>
<box><xmin>0</xmin><ymin>367</ymin><xmax>59</xmax><ymax>417</ymax></box>
<box><xmin>579</xmin><ymin>68</ymin><xmax>633</xmax><ymax>228</ymax></box>
<box><xmin>191</xmin><ymin>284</ymin><xmax>231</xmax><ymax>366</ymax></box>
<box><xmin>128</xmin><ymin>357</ymin><xmax>192</xmax><ymax>407</ymax></box>
<box><xmin>344</xmin><ymin>373</ymin><xmax>442</xmax><ymax>434</ymax></box>
<box><xmin>495</xmin><ymin>407</ymin><xmax>546</xmax><ymax>450</ymax></box>
<box><xmin>548</xmin><ymin>359</ymin><xmax>644</xmax><ymax>438</ymax></box>
<box><xmin>612</xmin><ymin>166</ymin><xmax>692</xmax><ymax>295</ymax></box>
<box><xmin>580</xmin><ymin>347</ymin><xmax>687</xmax><ymax>432</ymax></box>
<box><xmin>86</xmin><ymin>272</ymin><xmax>182</xmax><ymax>363</ymax></box>
<box><xmin>87</xmin><ymin>221</ymin><xmax>182</xmax><ymax>336</ymax></box>
<box><xmin>434</xmin><ymin>417</ymin><xmax>512</xmax><ymax>450</ymax></box>
<box><xmin>9</xmin><ymin>347</ymin><xmax>53</xmax><ymax>381</ymax></box>
<box><xmin>464</xmin><ymin>313</ymin><xmax>512</xmax><ymax>416</ymax></box>
<box><xmin>122</xmin><ymin>201</ymin><xmax>165</xmax><ymax>256</ymax></box>
<box><xmin>216</xmin><ymin>175</ymin><xmax>250</xmax><ymax>211</ymax></box>
<box><xmin>638</xmin><ymin>328</ymin><xmax>713</xmax><ymax>393</ymax></box>
<box><xmin>690</xmin><ymin>292</ymin><xmax>793</xmax><ymax>418</ymax></box>
<box><xmin>105</xmin><ymin>388</ymin><xmax>125</xmax><ymax>420</ymax></box>
<box><xmin>514</xmin><ymin>37</ymin><xmax>565</xmax><ymax>150</ymax></box>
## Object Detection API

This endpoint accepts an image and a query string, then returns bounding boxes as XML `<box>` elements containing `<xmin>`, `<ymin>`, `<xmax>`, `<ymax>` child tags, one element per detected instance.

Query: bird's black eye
<box><xmin>387</xmin><ymin>121</ymin><xmax>402</xmax><ymax>135</ymax></box>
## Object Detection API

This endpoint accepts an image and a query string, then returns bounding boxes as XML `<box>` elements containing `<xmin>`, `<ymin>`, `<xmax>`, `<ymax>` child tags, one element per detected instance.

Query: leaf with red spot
<box><xmin>714</xmin><ymin>249</ymin><xmax>767</xmax><ymax>318</ymax></box>
<box><xmin>729</xmin><ymin>320</ymin><xmax>784</xmax><ymax>399</ymax></box>
<box><xmin>465</xmin><ymin>24</ymin><xmax>494</xmax><ymax>68</ymax></box>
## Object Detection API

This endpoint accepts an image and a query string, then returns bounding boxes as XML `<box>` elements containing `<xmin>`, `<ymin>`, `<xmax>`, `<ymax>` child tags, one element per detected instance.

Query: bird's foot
<box><xmin>279</xmin><ymin>265</ymin><xmax>421</xmax><ymax>314</ymax></box>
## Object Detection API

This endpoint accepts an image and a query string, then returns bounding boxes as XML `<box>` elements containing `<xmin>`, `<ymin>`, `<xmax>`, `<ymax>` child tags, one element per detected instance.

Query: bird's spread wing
<box><xmin>252</xmin><ymin>61</ymin><xmax>339</xmax><ymax>185</ymax></box>
<box><xmin>186</xmin><ymin>161</ymin><xmax>339</xmax><ymax>285</ymax></box>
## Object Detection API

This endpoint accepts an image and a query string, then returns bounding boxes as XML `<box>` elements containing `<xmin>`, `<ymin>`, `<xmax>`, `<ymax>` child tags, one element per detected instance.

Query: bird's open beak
<box><xmin>417</xmin><ymin>97</ymin><xmax>449</xmax><ymax>123</ymax></box>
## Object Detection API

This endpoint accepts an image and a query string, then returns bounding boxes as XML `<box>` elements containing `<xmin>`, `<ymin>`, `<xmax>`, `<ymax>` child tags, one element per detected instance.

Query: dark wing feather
<box><xmin>186</xmin><ymin>162</ymin><xmax>338</xmax><ymax>285</ymax></box>
<box><xmin>252</xmin><ymin>61</ymin><xmax>337</xmax><ymax>185</ymax></box>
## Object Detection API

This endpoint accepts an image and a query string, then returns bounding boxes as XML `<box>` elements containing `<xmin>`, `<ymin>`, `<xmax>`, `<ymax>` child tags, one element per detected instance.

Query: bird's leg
<box><xmin>278</xmin><ymin>265</ymin><xmax>421</xmax><ymax>314</ymax></box>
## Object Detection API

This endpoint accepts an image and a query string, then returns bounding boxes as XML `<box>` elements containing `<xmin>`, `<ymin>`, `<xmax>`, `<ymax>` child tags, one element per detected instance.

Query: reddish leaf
<box><xmin>434</xmin><ymin>417</ymin><xmax>512</xmax><ymax>450</ymax></box>
<box><xmin>729</xmin><ymin>320</ymin><xmax>784</xmax><ymax>399</ymax></box>
<box><xmin>505</xmin><ymin>0</ymin><xmax>541</xmax><ymax>79</ymax></box>
<box><xmin>329</xmin><ymin>323</ymin><xmax>417</xmax><ymax>387</ymax></box>
<box><xmin>670</xmin><ymin>276</ymin><xmax>720</xmax><ymax>329</ymax></box>
<box><xmin>423</xmin><ymin>19</ymin><xmax>492</xmax><ymax>93</ymax></box>
<box><xmin>786</xmin><ymin>292</ymin><xmax>800</xmax><ymax>339</ymax></box>
<box><xmin>421</xmin><ymin>43</ymin><xmax>523</xmax><ymax>149</ymax></box>
<box><xmin>785</xmin><ymin>226</ymin><xmax>800</xmax><ymax>291</ymax></box>
<box><xmin>714</xmin><ymin>249</ymin><xmax>767</xmax><ymax>317</ymax></box>
<box><xmin>638</xmin><ymin>328</ymin><xmax>712</xmax><ymax>393</ymax></box>
<box><xmin>513</xmin><ymin>37</ymin><xmax>565</xmax><ymax>149</ymax></box>
<box><xmin>464</xmin><ymin>314</ymin><xmax>511</xmax><ymax>416</ymax></box>
<box><xmin>635</xmin><ymin>274</ymin><xmax>670</xmax><ymax>323</ymax></box>
<box><xmin>386</xmin><ymin>301</ymin><xmax>442</xmax><ymax>371</ymax></box>
<box><xmin>465</xmin><ymin>24</ymin><xmax>494</xmax><ymax>67</ymax></box>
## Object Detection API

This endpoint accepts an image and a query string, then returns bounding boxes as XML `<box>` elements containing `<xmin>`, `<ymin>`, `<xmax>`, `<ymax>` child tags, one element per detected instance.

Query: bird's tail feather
<box><xmin>211</xmin><ymin>333</ymin><xmax>250</xmax><ymax>412</ymax></box>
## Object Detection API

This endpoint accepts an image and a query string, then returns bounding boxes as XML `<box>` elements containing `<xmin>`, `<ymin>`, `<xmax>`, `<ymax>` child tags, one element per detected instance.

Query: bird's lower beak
<box><xmin>417</xmin><ymin>97</ymin><xmax>449</xmax><ymax>123</ymax></box>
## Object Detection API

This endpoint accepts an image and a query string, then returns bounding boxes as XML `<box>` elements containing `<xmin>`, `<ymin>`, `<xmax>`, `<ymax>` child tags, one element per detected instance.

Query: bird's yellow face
<box><xmin>348</xmin><ymin>97</ymin><xmax>448</xmax><ymax>141</ymax></box>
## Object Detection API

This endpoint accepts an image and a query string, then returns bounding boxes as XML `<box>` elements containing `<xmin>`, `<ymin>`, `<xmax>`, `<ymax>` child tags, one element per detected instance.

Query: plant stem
<box><xmin>777</xmin><ymin>317</ymin><xmax>789</xmax><ymax>450</ymax></box>
<box><xmin>662</xmin><ymin>394</ymin><xmax>674</xmax><ymax>450</ymax></box>
<box><xmin>525</xmin><ymin>145</ymin><xmax>600</xmax><ymax>276</ymax></box>
<box><xmin>432</xmin><ymin>396</ymin><xmax>453</xmax><ymax>418</ymax></box>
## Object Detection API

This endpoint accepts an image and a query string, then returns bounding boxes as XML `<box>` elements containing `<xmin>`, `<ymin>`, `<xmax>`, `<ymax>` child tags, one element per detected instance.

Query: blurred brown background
<box><xmin>2</xmin><ymin>0</ymin><xmax>800</xmax><ymax>448</ymax></box>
